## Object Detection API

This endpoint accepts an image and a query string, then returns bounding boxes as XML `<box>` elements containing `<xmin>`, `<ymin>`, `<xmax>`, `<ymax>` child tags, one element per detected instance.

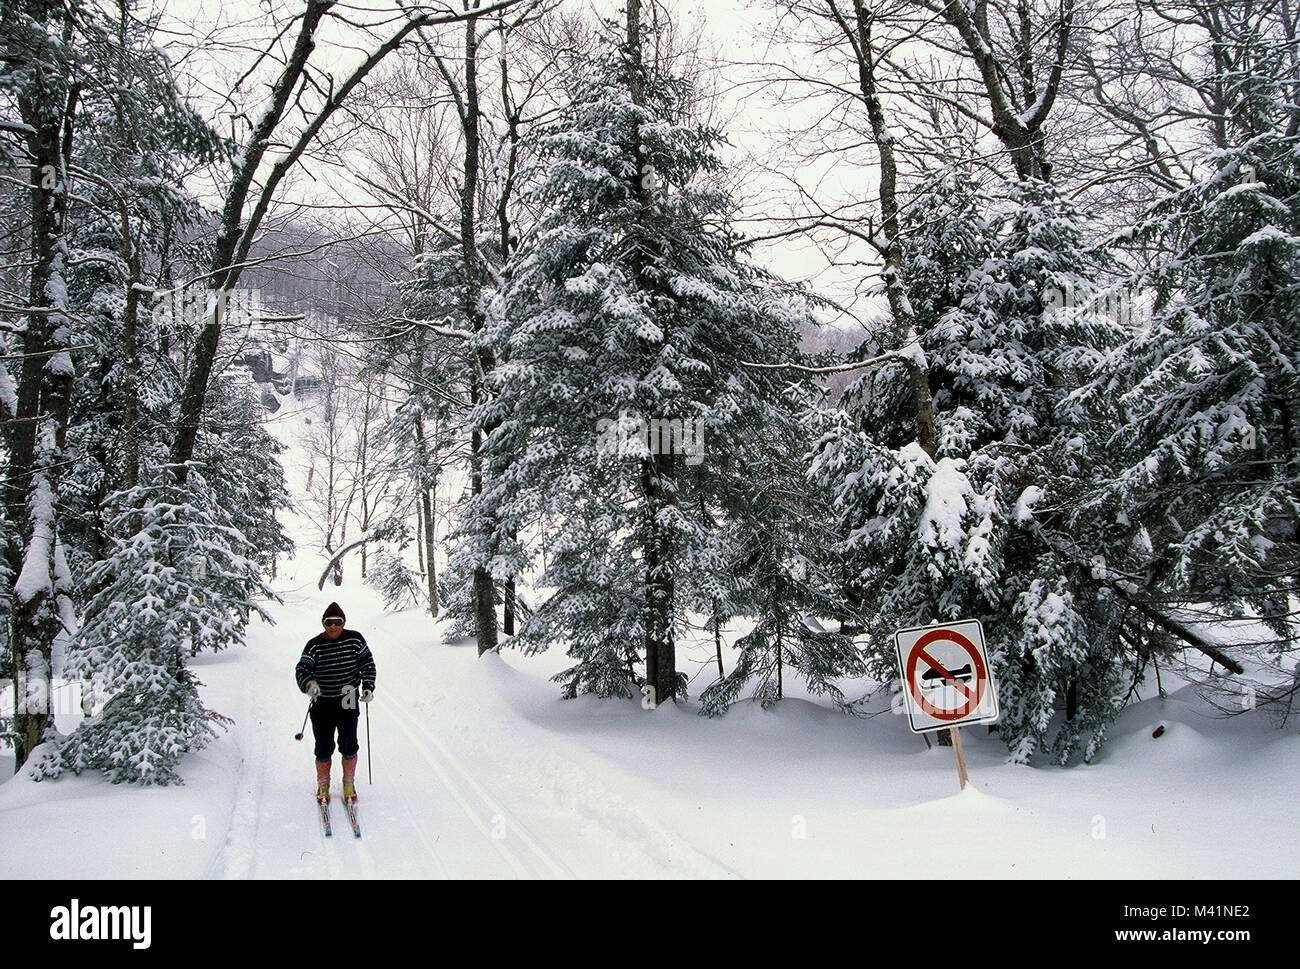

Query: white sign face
<box><xmin>894</xmin><ymin>619</ymin><xmax>999</xmax><ymax>733</ymax></box>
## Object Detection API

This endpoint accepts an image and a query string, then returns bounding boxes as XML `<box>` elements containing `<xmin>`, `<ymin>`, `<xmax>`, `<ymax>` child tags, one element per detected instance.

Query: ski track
<box><xmin>382</xmin><ymin>637</ymin><xmax>735</xmax><ymax>879</ymax></box>
<box><xmin>342</xmin><ymin>804</ymin><xmax>378</xmax><ymax>876</ymax></box>
<box><xmin>381</xmin><ymin>697</ymin><xmax>572</xmax><ymax>878</ymax></box>
<box><xmin>209</xmin><ymin>669</ymin><xmax>265</xmax><ymax>879</ymax></box>
<box><xmin>240</xmin><ymin>544</ymin><xmax>715</xmax><ymax>878</ymax></box>
<box><xmin>524</xmin><ymin>749</ymin><xmax>739</xmax><ymax>879</ymax></box>
<box><xmin>377</xmin><ymin>772</ymin><xmax>454</xmax><ymax>878</ymax></box>
<box><xmin>214</xmin><ymin>746</ymin><xmax>264</xmax><ymax>879</ymax></box>
<box><xmin>225</xmin><ymin>611</ymin><xmax>735</xmax><ymax>879</ymax></box>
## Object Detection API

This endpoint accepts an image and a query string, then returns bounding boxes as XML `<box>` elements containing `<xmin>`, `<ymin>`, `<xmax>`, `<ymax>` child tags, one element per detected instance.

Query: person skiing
<box><xmin>295</xmin><ymin>602</ymin><xmax>376</xmax><ymax>804</ymax></box>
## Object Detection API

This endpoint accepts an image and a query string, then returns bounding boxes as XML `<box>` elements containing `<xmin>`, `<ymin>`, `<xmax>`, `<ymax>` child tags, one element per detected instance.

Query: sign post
<box><xmin>894</xmin><ymin>619</ymin><xmax>998</xmax><ymax>790</ymax></box>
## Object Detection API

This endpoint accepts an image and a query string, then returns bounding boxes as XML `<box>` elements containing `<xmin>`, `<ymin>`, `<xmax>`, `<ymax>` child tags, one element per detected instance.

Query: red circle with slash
<box><xmin>904</xmin><ymin>628</ymin><xmax>988</xmax><ymax>721</ymax></box>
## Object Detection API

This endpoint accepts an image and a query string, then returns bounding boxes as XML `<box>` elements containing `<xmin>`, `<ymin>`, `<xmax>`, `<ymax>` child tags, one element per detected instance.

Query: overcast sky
<box><xmin>145</xmin><ymin>0</ymin><xmax>883</xmax><ymax>335</ymax></box>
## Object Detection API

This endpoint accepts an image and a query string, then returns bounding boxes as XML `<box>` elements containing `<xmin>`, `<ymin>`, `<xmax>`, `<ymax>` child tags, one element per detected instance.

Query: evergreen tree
<box><xmin>811</xmin><ymin>173</ymin><xmax>1131</xmax><ymax>762</ymax></box>
<box><xmin>367</xmin><ymin>546</ymin><xmax>426</xmax><ymax>611</ymax></box>
<box><xmin>0</xmin><ymin>0</ymin><xmax>228</xmax><ymax>773</ymax></box>
<box><xmin>698</xmin><ymin>395</ymin><xmax>867</xmax><ymax>714</ymax></box>
<box><xmin>1073</xmin><ymin>18</ymin><xmax>1300</xmax><ymax>713</ymax></box>
<box><xmin>54</xmin><ymin>369</ymin><xmax>287</xmax><ymax>783</ymax></box>
<box><xmin>481</xmin><ymin>17</ymin><xmax>845</xmax><ymax>706</ymax></box>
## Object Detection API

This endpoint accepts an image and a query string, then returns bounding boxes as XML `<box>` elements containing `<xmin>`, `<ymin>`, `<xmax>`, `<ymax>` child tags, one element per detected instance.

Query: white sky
<box><xmin>145</xmin><ymin>0</ymin><xmax>885</xmax><ymax>333</ymax></box>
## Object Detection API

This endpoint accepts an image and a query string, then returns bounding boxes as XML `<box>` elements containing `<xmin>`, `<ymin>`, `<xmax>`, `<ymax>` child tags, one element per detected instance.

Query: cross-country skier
<box><xmin>295</xmin><ymin>602</ymin><xmax>376</xmax><ymax>804</ymax></box>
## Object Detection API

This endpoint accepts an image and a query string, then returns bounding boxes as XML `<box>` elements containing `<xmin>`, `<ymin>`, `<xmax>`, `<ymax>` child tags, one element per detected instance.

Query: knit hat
<box><xmin>322</xmin><ymin>602</ymin><xmax>346</xmax><ymax>624</ymax></box>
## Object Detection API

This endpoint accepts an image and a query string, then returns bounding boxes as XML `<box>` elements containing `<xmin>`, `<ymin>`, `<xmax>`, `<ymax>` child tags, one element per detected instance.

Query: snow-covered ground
<box><xmin>2</xmin><ymin>396</ymin><xmax>1297</xmax><ymax>886</ymax></box>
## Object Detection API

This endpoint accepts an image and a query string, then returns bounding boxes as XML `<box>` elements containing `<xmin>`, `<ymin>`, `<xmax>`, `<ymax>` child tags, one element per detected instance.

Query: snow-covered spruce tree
<box><xmin>367</xmin><ymin>546</ymin><xmax>426</xmax><ymax>611</ymax></box>
<box><xmin>57</xmin><ymin>468</ymin><xmax>265</xmax><ymax>784</ymax></box>
<box><xmin>198</xmin><ymin>375</ymin><xmax>294</xmax><ymax>580</ymax></box>
<box><xmin>0</xmin><ymin>0</ymin><xmax>91</xmax><ymax>770</ymax></box>
<box><xmin>698</xmin><ymin>382</ymin><xmax>867</xmax><ymax>714</ymax></box>
<box><xmin>812</xmin><ymin>173</ymin><xmax>1131</xmax><ymax>762</ymax></box>
<box><xmin>55</xmin><ymin>374</ymin><xmax>287</xmax><ymax>784</ymax></box>
<box><xmin>57</xmin><ymin>97</ymin><xmax>220</xmax><ymax>580</ymax></box>
<box><xmin>1</xmin><ymin>0</ymin><xmax>223</xmax><ymax>771</ymax></box>
<box><xmin>1072</xmin><ymin>50</ymin><xmax>1300</xmax><ymax>704</ymax></box>
<box><xmin>477</xmin><ymin>13</ymin><xmax>843</xmax><ymax>705</ymax></box>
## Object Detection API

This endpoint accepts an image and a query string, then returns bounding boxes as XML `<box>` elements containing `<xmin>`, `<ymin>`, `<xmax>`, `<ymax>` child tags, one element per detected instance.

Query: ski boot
<box><xmin>315</xmin><ymin>759</ymin><xmax>331</xmax><ymax>804</ymax></box>
<box><xmin>342</xmin><ymin>756</ymin><xmax>358</xmax><ymax>803</ymax></box>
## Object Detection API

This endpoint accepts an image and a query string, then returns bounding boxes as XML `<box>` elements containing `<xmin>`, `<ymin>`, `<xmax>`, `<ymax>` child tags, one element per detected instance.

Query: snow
<box><xmin>0</xmin><ymin>363</ymin><xmax>16</xmax><ymax>417</ymax></box>
<box><xmin>894</xmin><ymin>334</ymin><xmax>928</xmax><ymax>370</ymax></box>
<box><xmin>6</xmin><ymin>584</ymin><xmax>1296</xmax><ymax>881</ymax></box>
<box><xmin>13</xmin><ymin>472</ymin><xmax>56</xmax><ymax>605</ymax></box>
<box><xmin>1239</xmin><ymin>224</ymin><xmax>1300</xmax><ymax>249</ymax></box>
<box><xmin>44</xmin><ymin>350</ymin><xmax>73</xmax><ymax>377</ymax></box>
<box><xmin>919</xmin><ymin>457</ymin><xmax>973</xmax><ymax>552</ymax></box>
<box><xmin>1</xmin><ymin>399</ymin><xmax>1296</xmax><ymax>887</ymax></box>
<box><xmin>1013</xmin><ymin>484</ymin><xmax>1044</xmax><ymax>523</ymax></box>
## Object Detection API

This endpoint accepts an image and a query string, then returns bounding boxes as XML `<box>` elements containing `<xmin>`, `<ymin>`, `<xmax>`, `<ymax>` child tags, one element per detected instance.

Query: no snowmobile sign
<box><xmin>894</xmin><ymin>619</ymin><xmax>999</xmax><ymax>733</ymax></box>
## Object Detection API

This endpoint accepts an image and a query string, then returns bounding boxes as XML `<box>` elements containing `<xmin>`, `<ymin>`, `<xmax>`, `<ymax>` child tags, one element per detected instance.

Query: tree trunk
<box><xmin>116</xmin><ymin>1</ymin><xmax>142</xmax><ymax>506</ymax></box>
<box><xmin>938</xmin><ymin>0</ymin><xmax>1074</xmax><ymax>182</ymax></box>
<box><xmin>628</xmin><ymin>0</ymin><xmax>677</xmax><ymax>705</ymax></box>
<box><xmin>497</xmin><ymin>30</ymin><xmax>523</xmax><ymax>638</ymax></box>
<box><xmin>416</xmin><ymin>490</ymin><xmax>425</xmax><ymax>575</ymax></box>
<box><xmin>168</xmin><ymin>1</ymin><xmax>335</xmax><ymax>482</ymax></box>
<box><xmin>358</xmin><ymin>385</ymin><xmax>372</xmax><ymax>580</ymax></box>
<box><xmin>457</xmin><ymin>13</ymin><xmax>499</xmax><ymax>656</ymax></box>
<box><xmin>424</xmin><ymin>487</ymin><xmax>439</xmax><ymax>617</ymax></box>
<box><xmin>714</xmin><ymin>601</ymin><xmax>725</xmax><ymax>679</ymax></box>
<box><xmin>642</xmin><ymin>456</ymin><xmax>677</xmax><ymax>705</ymax></box>
<box><xmin>413</xmin><ymin>414</ymin><xmax>440</xmax><ymax>616</ymax></box>
<box><xmin>850</xmin><ymin>1</ymin><xmax>938</xmax><ymax>459</ymax></box>
<box><xmin>4</xmin><ymin>32</ymin><xmax>79</xmax><ymax>770</ymax></box>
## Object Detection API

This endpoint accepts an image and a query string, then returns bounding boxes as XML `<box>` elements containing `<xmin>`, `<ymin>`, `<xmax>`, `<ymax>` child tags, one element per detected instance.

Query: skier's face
<box><xmin>323</xmin><ymin>619</ymin><xmax>344</xmax><ymax>640</ymax></box>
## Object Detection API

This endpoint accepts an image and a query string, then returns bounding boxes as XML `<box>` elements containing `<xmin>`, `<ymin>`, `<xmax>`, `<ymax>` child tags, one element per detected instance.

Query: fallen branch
<box><xmin>317</xmin><ymin>526</ymin><xmax>388</xmax><ymax>591</ymax></box>
<box><xmin>1109</xmin><ymin>583</ymin><xmax>1246</xmax><ymax>675</ymax></box>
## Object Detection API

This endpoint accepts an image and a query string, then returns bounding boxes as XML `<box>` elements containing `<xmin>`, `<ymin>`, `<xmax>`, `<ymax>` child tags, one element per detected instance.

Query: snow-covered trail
<box><xmin>198</xmin><ymin>563</ymin><xmax>737</xmax><ymax>880</ymax></box>
<box><xmin>187</xmin><ymin>397</ymin><xmax>737</xmax><ymax>879</ymax></box>
<box><xmin>204</xmin><ymin>582</ymin><xmax>548</xmax><ymax>880</ymax></box>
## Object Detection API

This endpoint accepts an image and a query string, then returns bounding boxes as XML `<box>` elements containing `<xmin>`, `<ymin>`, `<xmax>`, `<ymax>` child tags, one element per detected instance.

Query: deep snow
<box><xmin>2</xmin><ymin>396</ymin><xmax>1297</xmax><ymax>885</ymax></box>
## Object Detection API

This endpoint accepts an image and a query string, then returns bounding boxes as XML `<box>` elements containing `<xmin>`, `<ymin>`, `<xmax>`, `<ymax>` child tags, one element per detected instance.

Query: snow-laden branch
<box><xmin>1018</xmin><ymin>516</ymin><xmax>1247</xmax><ymax>675</ymax></box>
<box><xmin>386</xmin><ymin>316</ymin><xmax>475</xmax><ymax>341</ymax></box>
<box><xmin>1109</xmin><ymin>583</ymin><xmax>1246</xmax><ymax>675</ymax></box>
<box><xmin>0</xmin><ymin>118</ymin><xmax>36</xmax><ymax>137</ymax></box>
<box><xmin>740</xmin><ymin>339</ymin><xmax>925</xmax><ymax>376</ymax></box>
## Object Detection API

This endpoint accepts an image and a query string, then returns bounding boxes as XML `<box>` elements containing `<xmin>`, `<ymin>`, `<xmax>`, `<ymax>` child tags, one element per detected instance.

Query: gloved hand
<box><xmin>360</xmin><ymin>687</ymin><xmax>374</xmax><ymax>703</ymax></box>
<box><xmin>306</xmin><ymin>681</ymin><xmax>321</xmax><ymax>698</ymax></box>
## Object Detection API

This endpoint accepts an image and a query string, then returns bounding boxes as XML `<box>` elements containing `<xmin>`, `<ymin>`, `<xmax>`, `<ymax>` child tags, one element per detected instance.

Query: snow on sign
<box><xmin>894</xmin><ymin>620</ymin><xmax>999</xmax><ymax>733</ymax></box>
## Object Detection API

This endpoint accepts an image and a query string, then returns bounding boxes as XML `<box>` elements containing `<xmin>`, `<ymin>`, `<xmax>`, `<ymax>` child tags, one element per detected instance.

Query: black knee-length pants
<box><xmin>310</xmin><ymin>695</ymin><xmax>360</xmax><ymax>760</ymax></box>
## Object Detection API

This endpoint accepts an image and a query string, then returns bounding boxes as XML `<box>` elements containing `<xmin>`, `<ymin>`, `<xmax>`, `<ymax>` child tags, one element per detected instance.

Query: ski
<box><xmin>342</xmin><ymin>798</ymin><xmax>361</xmax><ymax>839</ymax></box>
<box><xmin>318</xmin><ymin>797</ymin><xmax>333</xmax><ymax>838</ymax></box>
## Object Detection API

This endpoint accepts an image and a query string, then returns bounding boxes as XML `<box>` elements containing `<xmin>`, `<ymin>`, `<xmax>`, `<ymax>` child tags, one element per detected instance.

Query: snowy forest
<box><xmin>0</xmin><ymin>0</ymin><xmax>1297</xmax><ymax>804</ymax></box>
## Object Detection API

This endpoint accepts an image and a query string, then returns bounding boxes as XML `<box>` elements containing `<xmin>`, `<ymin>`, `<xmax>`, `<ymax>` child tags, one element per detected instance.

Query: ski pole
<box><xmin>365</xmin><ymin>701</ymin><xmax>372</xmax><ymax>784</ymax></box>
<box><xmin>294</xmin><ymin>698</ymin><xmax>313</xmax><ymax>741</ymax></box>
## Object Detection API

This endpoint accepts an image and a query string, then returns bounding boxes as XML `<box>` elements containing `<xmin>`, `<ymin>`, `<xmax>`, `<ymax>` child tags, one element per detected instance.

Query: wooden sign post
<box><xmin>894</xmin><ymin>620</ymin><xmax>997</xmax><ymax>791</ymax></box>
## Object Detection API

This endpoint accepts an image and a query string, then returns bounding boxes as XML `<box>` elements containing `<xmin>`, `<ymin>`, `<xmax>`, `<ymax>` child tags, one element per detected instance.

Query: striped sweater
<box><xmin>295</xmin><ymin>630</ymin><xmax>376</xmax><ymax>699</ymax></box>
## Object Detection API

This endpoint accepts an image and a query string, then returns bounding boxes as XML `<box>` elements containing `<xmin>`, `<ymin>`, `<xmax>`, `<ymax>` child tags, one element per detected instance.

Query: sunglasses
<box><xmin>324</xmin><ymin>619</ymin><xmax>344</xmax><ymax>627</ymax></box>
